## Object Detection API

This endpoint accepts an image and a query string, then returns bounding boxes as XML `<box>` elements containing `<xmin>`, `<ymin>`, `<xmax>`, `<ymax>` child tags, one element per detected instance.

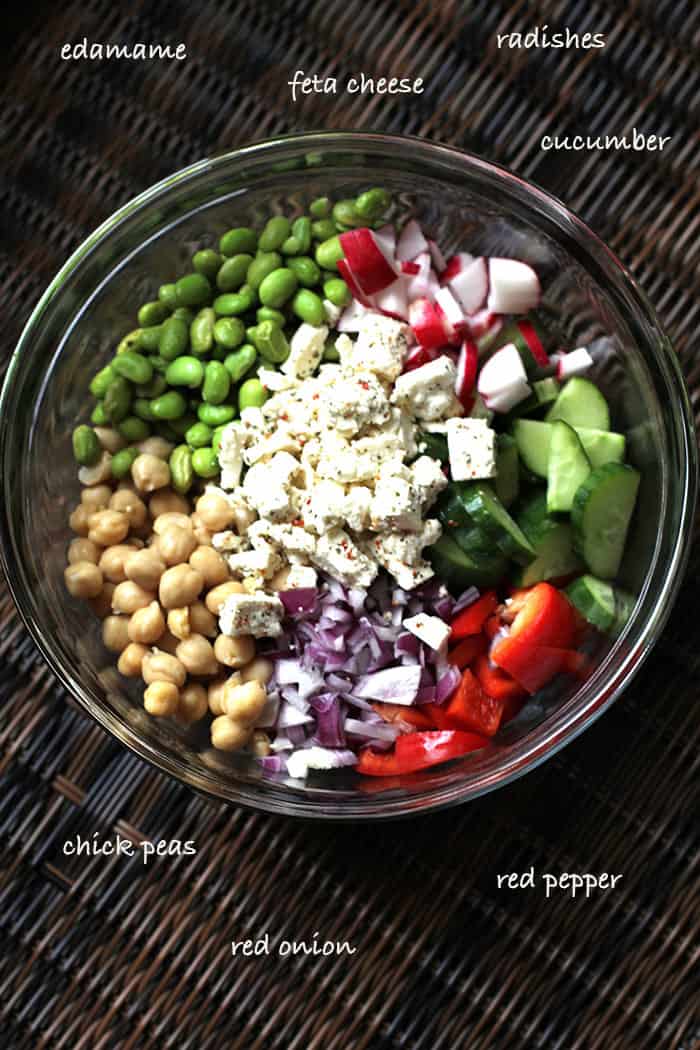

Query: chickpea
<box><xmin>158</xmin><ymin>525</ymin><xmax>197</xmax><ymax>566</ymax></box>
<box><xmin>69</xmin><ymin>504</ymin><xmax>90</xmax><ymax>536</ymax></box>
<box><xmin>224</xmin><ymin>679</ymin><xmax>267</xmax><ymax>726</ymax></box>
<box><xmin>231</xmin><ymin>501</ymin><xmax>256</xmax><ymax>535</ymax></box>
<box><xmin>89</xmin><ymin>581</ymin><xmax>115</xmax><ymax>618</ymax></box>
<box><xmin>88</xmin><ymin>509</ymin><xmax>130</xmax><ymax>547</ymax></box>
<box><xmin>241</xmin><ymin>657</ymin><xmax>274</xmax><ymax>685</ymax></box>
<box><xmin>131</xmin><ymin>453</ymin><xmax>170</xmax><ymax>493</ymax></box>
<box><xmin>190</xmin><ymin>513</ymin><xmax>213</xmax><ymax>546</ymax></box>
<box><xmin>157</xmin><ymin>630</ymin><xmax>181</xmax><ymax>655</ymax></box>
<box><xmin>144</xmin><ymin>681</ymin><xmax>179</xmax><ymax>717</ymax></box>
<box><xmin>64</xmin><ymin>561</ymin><xmax>103</xmax><ymax>599</ymax></box>
<box><xmin>67</xmin><ymin>538</ymin><xmax>101</xmax><ymax>565</ymax></box>
<box><xmin>208</xmin><ymin>677</ymin><xmax>234</xmax><ymax>716</ymax></box>
<box><xmin>159</xmin><ymin>564</ymin><xmax>204</xmax><ymax>610</ymax></box>
<box><xmin>112</xmin><ymin>580</ymin><xmax>154</xmax><ymax>615</ymax></box>
<box><xmin>142</xmin><ymin>649</ymin><xmax>186</xmax><ymax>687</ymax></box>
<box><xmin>81</xmin><ymin>484</ymin><xmax>113</xmax><ymax>512</ymax></box>
<box><xmin>211</xmin><ymin>715</ymin><xmax>251</xmax><ymax>751</ymax></box>
<box><xmin>102</xmin><ymin>615</ymin><xmax>131</xmax><ymax>653</ymax></box>
<box><xmin>79</xmin><ymin>450</ymin><xmax>112</xmax><ymax>486</ymax></box>
<box><xmin>153</xmin><ymin>512</ymin><xmax>192</xmax><ymax>535</ymax></box>
<box><xmin>189</xmin><ymin>546</ymin><xmax>229</xmax><ymax>588</ymax></box>
<box><xmin>99</xmin><ymin>544</ymin><xmax>137</xmax><ymax>584</ymax></box>
<box><xmin>196</xmin><ymin>491</ymin><xmax>234</xmax><ymax>532</ymax></box>
<box><xmin>124</xmin><ymin>548</ymin><xmax>166</xmax><ymax>592</ymax></box>
<box><xmin>128</xmin><ymin>601</ymin><xmax>165</xmax><ymax>645</ymax></box>
<box><xmin>94</xmin><ymin>427</ymin><xmax>126</xmax><ymax>454</ymax></box>
<box><xmin>251</xmin><ymin>730</ymin><xmax>271</xmax><ymax>757</ymax></box>
<box><xmin>178</xmin><ymin>682</ymin><xmax>209</xmax><ymax>724</ymax></box>
<box><xmin>189</xmin><ymin>601</ymin><xmax>218</xmax><ymax>637</ymax></box>
<box><xmin>109</xmin><ymin>489</ymin><xmax>147</xmax><ymax>529</ymax></box>
<box><xmin>204</xmin><ymin>580</ymin><xmax>245</xmax><ymax>615</ymax></box>
<box><xmin>167</xmin><ymin>606</ymin><xmax>191</xmax><ymax>641</ymax></box>
<box><xmin>214</xmin><ymin>634</ymin><xmax>255</xmax><ymax>669</ymax></box>
<box><xmin>117</xmin><ymin>642</ymin><xmax>148</xmax><ymax>677</ymax></box>
<box><xmin>176</xmin><ymin>633</ymin><xmax>218</xmax><ymax>676</ymax></box>
<box><xmin>137</xmin><ymin>436</ymin><xmax>174</xmax><ymax>460</ymax></box>
<box><xmin>149</xmin><ymin>489</ymin><xmax>190</xmax><ymax>517</ymax></box>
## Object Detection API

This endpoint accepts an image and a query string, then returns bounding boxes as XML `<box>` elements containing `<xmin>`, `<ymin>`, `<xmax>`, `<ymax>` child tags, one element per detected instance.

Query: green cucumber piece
<box><xmin>578</xmin><ymin>428</ymin><xmax>626</xmax><ymax>468</ymax></box>
<box><xmin>428</xmin><ymin>535</ymin><xmax>508</xmax><ymax>591</ymax></box>
<box><xmin>612</xmin><ymin>589</ymin><xmax>636</xmax><ymax>636</ymax></box>
<box><xmin>451</xmin><ymin>524</ymin><xmax>493</xmax><ymax>555</ymax></box>
<box><xmin>514</xmin><ymin>491</ymin><xmax>583</xmax><ymax>586</ymax></box>
<box><xmin>547</xmin><ymin>421</ymin><xmax>591</xmax><ymax>513</ymax></box>
<box><xmin>513</xmin><ymin>419</ymin><xmax>626</xmax><ymax>478</ymax></box>
<box><xmin>546</xmin><ymin>377</ymin><xmax>610</xmax><ymax>430</ymax></box>
<box><xmin>571</xmin><ymin>463</ymin><xmax>641</xmax><ymax>579</ymax></box>
<box><xmin>436</xmin><ymin>487</ymin><xmax>472</xmax><ymax>529</ymax></box>
<box><xmin>494</xmin><ymin>434</ymin><xmax>519</xmax><ymax>508</ymax></box>
<box><xmin>461</xmin><ymin>484</ymin><xmax>535</xmax><ymax>565</ymax></box>
<box><xmin>566</xmin><ymin>575</ymin><xmax>616</xmax><ymax>631</ymax></box>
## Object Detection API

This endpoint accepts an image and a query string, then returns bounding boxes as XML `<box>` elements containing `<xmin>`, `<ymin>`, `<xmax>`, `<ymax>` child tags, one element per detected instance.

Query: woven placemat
<box><xmin>1</xmin><ymin>2</ymin><xmax>699</xmax><ymax>1048</ymax></box>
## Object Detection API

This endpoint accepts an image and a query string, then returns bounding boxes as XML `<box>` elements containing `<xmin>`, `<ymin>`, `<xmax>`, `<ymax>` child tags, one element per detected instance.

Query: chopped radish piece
<box><xmin>440</xmin><ymin>252</ymin><xmax>474</xmax><ymax>284</ymax></box>
<box><xmin>435</xmin><ymin>287</ymin><xmax>466</xmax><ymax>344</ymax></box>
<box><xmin>406</xmin><ymin>252</ymin><xmax>433</xmax><ymax>300</ymax></box>
<box><xmin>428</xmin><ymin>238</ymin><xmax>447</xmax><ymax>273</ymax></box>
<box><xmin>372</xmin><ymin>276</ymin><xmax>410</xmax><ymax>321</ymax></box>
<box><xmin>448</xmin><ymin>257</ymin><xmax>489</xmax><ymax>315</ymax></box>
<box><xmin>455</xmin><ymin>339</ymin><xmax>479</xmax><ymax>408</ymax></box>
<box><xmin>408</xmin><ymin>298</ymin><xmax>447</xmax><ymax>350</ymax></box>
<box><xmin>401</xmin><ymin>260</ymin><xmax>420</xmax><ymax>275</ymax></box>
<box><xmin>555</xmin><ymin>347</ymin><xmax>593</xmax><ymax>379</ymax></box>
<box><xmin>337</xmin><ymin>299</ymin><xmax>378</xmax><ymax>333</ymax></box>
<box><xmin>339</xmin><ymin>229</ymin><xmax>397</xmax><ymax>294</ymax></box>
<box><xmin>465</xmin><ymin>308</ymin><xmax>501</xmax><ymax>340</ymax></box>
<box><xmin>374</xmin><ymin>224</ymin><xmax>396</xmax><ymax>263</ymax></box>
<box><xmin>487</xmin><ymin>259</ymin><xmax>541</xmax><ymax>314</ymax></box>
<box><xmin>477</xmin><ymin>342</ymin><xmax>532</xmax><ymax>412</ymax></box>
<box><xmin>484</xmin><ymin>380</ymin><xmax>532</xmax><ymax>413</ymax></box>
<box><xmin>396</xmin><ymin>219</ymin><xmax>429</xmax><ymax>261</ymax></box>
<box><xmin>337</xmin><ymin>258</ymin><xmax>373</xmax><ymax>307</ymax></box>
<box><xmin>517</xmin><ymin>319</ymin><xmax>550</xmax><ymax>369</ymax></box>
<box><xmin>403</xmin><ymin>344</ymin><xmax>441</xmax><ymax>372</ymax></box>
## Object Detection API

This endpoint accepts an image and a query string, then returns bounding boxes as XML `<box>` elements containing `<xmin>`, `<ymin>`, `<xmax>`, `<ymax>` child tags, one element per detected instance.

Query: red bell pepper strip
<box><xmin>426</xmin><ymin>669</ymin><xmax>504</xmax><ymax>736</ymax></box>
<box><xmin>483</xmin><ymin>613</ymin><xmax>502</xmax><ymax>641</ymax></box>
<box><xmin>356</xmin><ymin>730</ymin><xmax>489</xmax><ymax>776</ymax></box>
<box><xmin>450</xmin><ymin>590</ymin><xmax>498</xmax><ymax>639</ymax></box>
<box><xmin>491</xmin><ymin>583</ymin><xmax>576</xmax><ymax>693</ymax></box>
<box><xmin>473</xmin><ymin>654</ymin><xmax>526</xmax><ymax>703</ymax></box>
<box><xmin>448</xmin><ymin>633</ymin><xmax>488</xmax><ymax>669</ymax></box>
<box><xmin>534</xmin><ymin>647</ymin><xmax>590</xmax><ymax>678</ymax></box>
<box><xmin>371</xmin><ymin>703</ymin><xmax>436</xmax><ymax>730</ymax></box>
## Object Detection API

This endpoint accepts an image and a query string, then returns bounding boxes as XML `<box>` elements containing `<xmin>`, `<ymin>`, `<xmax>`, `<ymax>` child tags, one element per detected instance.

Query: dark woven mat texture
<box><xmin>1</xmin><ymin>2</ymin><xmax>699</xmax><ymax>1048</ymax></box>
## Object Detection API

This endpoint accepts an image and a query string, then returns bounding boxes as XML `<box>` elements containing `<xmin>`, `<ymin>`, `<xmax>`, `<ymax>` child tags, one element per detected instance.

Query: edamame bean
<box><xmin>213</xmin><ymin>317</ymin><xmax>245</xmax><ymax>350</ymax></box>
<box><xmin>192</xmin><ymin>249</ymin><xmax>223</xmax><ymax>281</ymax></box>
<box><xmin>165</xmin><ymin>356</ymin><xmax>205</xmax><ymax>389</ymax></box>
<box><xmin>315</xmin><ymin>234</ymin><xmax>344</xmax><ymax>271</ymax></box>
<box><xmin>90</xmin><ymin>364</ymin><xmax>116</xmax><ymax>399</ymax></box>
<box><xmin>202</xmin><ymin>361</ymin><xmax>231</xmax><ymax>405</ymax></box>
<box><xmin>113</xmin><ymin>351</ymin><xmax>153</xmax><ymax>385</ymax></box>
<box><xmin>223</xmin><ymin>344</ymin><xmax>257</xmax><ymax>382</ymax></box>
<box><xmin>168</xmin><ymin>412</ymin><xmax>197</xmax><ymax>437</ymax></box>
<box><xmin>91</xmin><ymin>403</ymin><xmax>109</xmax><ymax>425</ymax></box>
<box><xmin>250</xmin><ymin>320</ymin><xmax>289</xmax><ymax>364</ymax></box>
<box><xmin>219</xmin><ymin>227</ymin><xmax>258</xmax><ymax>257</ymax></box>
<box><xmin>259</xmin><ymin>216</ymin><xmax>291</xmax><ymax>252</ymax></box>
<box><xmin>138</xmin><ymin>325</ymin><xmax>163</xmax><ymax>352</ymax></box>
<box><xmin>117</xmin><ymin>329</ymin><xmax>143</xmax><ymax>355</ymax></box>
<box><xmin>158</xmin><ymin>283</ymin><xmax>178</xmax><ymax>310</ymax></box>
<box><xmin>291</xmin><ymin>288</ymin><xmax>325</xmax><ymax>326</ymax></box>
<box><xmin>323</xmin><ymin>277</ymin><xmax>351</xmax><ymax>307</ymax></box>
<box><xmin>213</xmin><ymin>286</ymin><xmax>256</xmax><ymax>316</ymax></box>
<box><xmin>258</xmin><ymin>268</ymin><xmax>298</xmax><ymax>308</ymax></box>
<box><xmin>192</xmin><ymin>447</ymin><xmax>219</xmax><ymax>478</ymax></box>
<box><xmin>256</xmin><ymin>307</ymin><xmax>286</xmax><ymax>326</ymax></box>
<box><xmin>138</xmin><ymin>301</ymin><xmax>169</xmax><ymax>327</ymax></box>
<box><xmin>150</xmin><ymin>356</ymin><xmax>169</xmax><ymax>374</ymax></box>
<box><xmin>133</xmin><ymin>398</ymin><xmax>156</xmax><ymax>421</ymax></box>
<box><xmin>169</xmin><ymin>445</ymin><xmax>194</xmax><ymax>494</ymax></box>
<box><xmin>355</xmin><ymin>187</ymin><xmax>391</xmax><ymax>220</ymax></box>
<box><xmin>190</xmin><ymin>308</ymin><xmax>216</xmax><ymax>355</ymax></box>
<box><xmin>150</xmin><ymin>391</ymin><xmax>187</xmax><ymax>421</ymax></box>
<box><xmin>281</xmin><ymin>235</ymin><xmax>300</xmax><ymax>255</ymax></box>
<box><xmin>333</xmin><ymin>199</ymin><xmax>363</xmax><ymax>228</ymax></box>
<box><xmin>118</xmin><ymin>416</ymin><xmax>150</xmax><ymax>442</ymax></box>
<box><xmin>287</xmin><ymin>256</ymin><xmax>321</xmax><ymax>288</ymax></box>
<box><xmin>291</xmin><ymin>216</ymin><xmax>311</xmax><ymax>253</ymax></box>
<box><xmin>104</xmin><ymin>377</ymin><xmax>132</xmax><ymax>423</ymax></box>
<box><xmin>238</xmin><ymin>378</ymin><xmax>268</xmax><ymax>411</ymax></box>
<box><xmin>309</xmin><ymin>196</ymin><xmax>331</xmax><ymax>218</ymax></box>
<box><xmin>247</xmin><ymin>251</ymin><xmax>282</xmax><ymax>290</ymax></box>
<box><xmin>212</xmin><ymin>425</ymin><xmax>227</xmax><ymax>455</ymax></box>
<box><xmin>111</xmin><ymin>447</ymin><xmax>139</xmax><ymax>479</ymax></box>
<box><xmin>216</xmin><ymin>254</ymin><xmax>253</xmax><ymax>292</ymax></box>
<box><xmin>135</xmin><ymin>374</ymin><xmax>167</xmax><ymax>398</ymax></box>
<box><xmin>175</xmin><ymin>273</ymin><xmax>212</xmax><ymax>308</ymax></box>
<box><xmin>311</xmin><ymin>219</ymin><xmax>336</xmax><ymax>242</ymax></box>
<box><xmin>197</xmin><ymin>403</ymin><xmax>236</xmax><ymax>426</ymax></box>
<box><xmin>171</xmin><ymin>307</ymin><xmax>195</xmax><ymax>325</ymax></box>
<box><xmin>159</xmin><ymin>316</ymin><xmax>189</xmax><ymax>361</ymax></box>
<box><xmin>185</xmin><ymin>422</ymin><xmax>213</xmax><ymax>448</ymax></box>
<box><xmin>72</xmin><ymin>425</ymin><xmax>102</xmax><ymax>466</ymax></box>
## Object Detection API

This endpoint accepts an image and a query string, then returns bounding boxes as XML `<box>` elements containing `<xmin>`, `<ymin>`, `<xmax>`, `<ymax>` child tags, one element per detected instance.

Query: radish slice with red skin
<box><xmin>440</xmin><ymin>252</ymin><xmax>474</xmax><ymax>284</ymax></box>
<box><xmin>455</xmin><ymin>339</ymin><xmax>479</xmax><ymax>408</ymax></box>
<box><xmin>483</xmin><ymin>380</ymin><xmax>532</xmax><ymax>413</ymax></box>
<box><xmin>339</xmin><ymin>229</ymin><xmax>397</xmax><ymax>294</ymax></box>
<box><xmin>372</xmin><ymin>276</ymin><xmax>410</xmax><ymax>321</ymax></box>
<box><xmin>337</xmin><ymin>299</ymin><xmax>379</xmax><ymax>333</ymax></box>
<box><xmin>487</xmin><ymin>258</ymin><xmax>541</xmax><ymax>314</ymax></box>
<box><xmin>408</xmin><ymin>298</ymin><xmax>447</xmax><ymax>350</ymax></box>
<box><xmin>428</xmin><ymin>238</ymin><xmax>447</xmax><ymax>273</ymax></box>
<box><xmin>448</xmin><ymin>257</ymin><xmax>489</xmax><ymax>314</ymax></box>
<box><xmin>435</xmin><ymin>286</ymin><xmax>466</xmax><ymax>332</ymax></box>
<box><xmin>403</xmin><ymin>344</ymin><xmax>441</xmax><ymax>373</ymax></box>
<box><xmin>465</xmin><ymin>308</ymin><xmax>501</xmax><ymax>339</ymax></box>
<box><xmin>396</xmin><ymin>219</ymin><xmax>429</xmax><ymax>261</ymax></box>
<box><xmin>477</xmin><ymin>343</ymin><xmax>531</xmax><ymax>407</ymax></box>
<box><xmin>401</xmin><ymin>260</ymin><xmax>420</xmax><ymax>275</ymax></box>
<box><xmin>337</xmin><ymin>258</ymin><xmax>373</xmax><ymax>307</ymax></box>
<box><xmin>517</xmin><ymin>319</ymin><xmax>550</xmax><ymax>369</ymax></box>
<box><xmin>555</xmin><ymin>347</ymin><xmax>593</xmax><ymax>380</ymax></box>
<box><xmin>374</xmin><ymin>224</ymin><xmax>396</xmax><ymax>263</ymax></box>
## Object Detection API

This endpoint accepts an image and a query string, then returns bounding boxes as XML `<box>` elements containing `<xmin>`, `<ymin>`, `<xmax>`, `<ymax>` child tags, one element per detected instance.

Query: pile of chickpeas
<box><xmin>64</xmin><ymin>435</ymin><xmax>272</xmax><ymax>756</ymax></box>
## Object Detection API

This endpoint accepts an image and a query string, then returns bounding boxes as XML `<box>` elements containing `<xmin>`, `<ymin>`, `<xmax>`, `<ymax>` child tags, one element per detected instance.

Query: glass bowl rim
<box><xmin>0</xmin><ymin>130</ymin><xmax>697</xmax><ymax>820</ymax></box>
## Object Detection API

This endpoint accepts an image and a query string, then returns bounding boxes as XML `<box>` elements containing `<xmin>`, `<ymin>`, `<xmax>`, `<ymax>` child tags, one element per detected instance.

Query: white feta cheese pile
<box><xmin>445</xmin><ymin>417</ymin><xmax>497</xmax><ymax>481</ymax></box>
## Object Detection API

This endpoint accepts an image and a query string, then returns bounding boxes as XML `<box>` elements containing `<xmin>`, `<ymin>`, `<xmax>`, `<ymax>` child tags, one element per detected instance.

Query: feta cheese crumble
<box><xmin>403</xmin><ymin>613</ymin><xmax>451</xmax><ymax>651</ymax></box>
<box><xmin>446</xmin><ymin>417</ymin><xmax>497</xmax><ymax>481</ymax></box>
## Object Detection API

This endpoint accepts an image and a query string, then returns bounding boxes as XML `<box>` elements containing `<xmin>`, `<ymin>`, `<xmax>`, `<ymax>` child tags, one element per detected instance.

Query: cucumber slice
<box><xmin>461</xmin><ymin>484</ymin><xmax>535</xmax><ymax>565</ymax></box>
<box><xmin>513</xmin><ymin>419</ymin><xmax>626</xmax><ymax>477</ymax></box>
<box><xmin>612</xmin><ymin>589</ymin><xmax>636</xmax><ymax>636</ymax></box>
<box><xmin>451</xmin><ymin>524</ymin><xmax>493</xmax><ymax>554</ymax></box>
<box><xmin>546</xmin><ymin>377</ymin><xmax>611</xmax><ymax>430</ymax></box>
<box><xmin>436</xmin><ymin>487</ymin><xmax>472</xmax><ymax>529</ymax></box>
<box><xmin>566</xmin><ymin>575</ymin><xmax>616</xmax><ymax>631</ymax></box>
<box><xmin>578</xmin><ymin>428</ymin><xmax>626</xmax><ymax>468</ymax></box>
<box><xmin>547</xmin><ymin>421</ymin><xmax>591</xmax><ymax>513</ymax></box>
<box><xmin>514</xmin><ymin>491</ymin><xmax>583</xmax><ymax>586</ymax></box>
<box><xmin>428</xmin><ymin>535</ymin><xmax>508</xmax><ymax>590</ymax></box>
<box><xmin>494</xmin><ymin>434</ymin><xmax>519</xmax><ymax>508</ymax></box>
<box><xmin>571</xmin><ymin>463</ymin><xmax>641</xmax><ymax>579</ymax></box>
<box><xmin>509</xmin><ymin>377</ymin><xmax>561</xmax><ymax>418</ymax></box>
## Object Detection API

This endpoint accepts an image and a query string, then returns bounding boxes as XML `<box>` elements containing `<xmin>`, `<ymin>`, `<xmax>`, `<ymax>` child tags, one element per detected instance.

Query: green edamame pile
<box><xmin>74</xmin><ymin>187</ymin><xmax>392</xmax><ymax>494</ymax></box>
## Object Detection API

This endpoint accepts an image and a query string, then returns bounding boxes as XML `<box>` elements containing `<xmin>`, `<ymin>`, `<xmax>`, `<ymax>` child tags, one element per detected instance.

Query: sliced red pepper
<box><xmin>473</xmin><ymin>654</ymin><xmax>526</xmax><ymax>703</ymax></box>
<box><xmin>450</xmin><ymin>590</ymin><xmax>498</xmax><ymax>639</ymax></box>
<box><xmin>491</xmin><ymin>583</ymin><xmax>576</xmax><ymax>693</ymax></box>
<box><xmin>535</xmin><ymin>647</ymin><xmax>590</xmax><ymax>678</ymax></box>
<box><xmin>483</xmin><ymin>613</ymin><xmax>502</xmax><ymax>641</ymax></box>
<box><xmin>427</xmin><ymin>669</ymin><xmax>503</xmax><ymax>736</ymax></box>
<box><xmin>356</xmin><ymin>730</ymin><xmax>488</xmax><ymax>776</ymax></box>
<box><xmin>371</xmin><ymin>703</ymin><xmax>436</xmax><ymax>730</ymax></box>
<box><xmin>448</xmin><ymin>633</ymin><xmax>488</xmax><ymax>669</ymax></box>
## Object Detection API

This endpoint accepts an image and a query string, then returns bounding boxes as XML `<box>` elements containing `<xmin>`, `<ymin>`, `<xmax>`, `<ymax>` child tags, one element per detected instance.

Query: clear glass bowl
<box><xmin>0</xmin><ymin>133</ymin><xmax>696</xmax><ymax>819</ymax></box>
